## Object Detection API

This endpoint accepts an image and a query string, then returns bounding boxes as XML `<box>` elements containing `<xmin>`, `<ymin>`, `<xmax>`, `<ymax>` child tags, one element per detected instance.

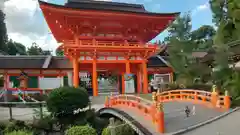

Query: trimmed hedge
<box><xmin>66</xmin><ymin>125</ymin><xmax>97</xmax><ymax>135</ymax></box>
<box><xmin>5</xmin><ymin>130</ymin><xmax>33</xmax><ymax>135</ymax></box>
<box><xmin>167</xmin><ymin>83</ymin><xmax>213</xmax><ymax>91</ymax></box>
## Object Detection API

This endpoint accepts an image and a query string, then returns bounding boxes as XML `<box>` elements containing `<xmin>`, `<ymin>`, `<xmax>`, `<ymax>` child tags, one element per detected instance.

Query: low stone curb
<box><xmin>170</xmin><ymin>107</ymin><xmax>240</xmax><ymax>135</ymax></box>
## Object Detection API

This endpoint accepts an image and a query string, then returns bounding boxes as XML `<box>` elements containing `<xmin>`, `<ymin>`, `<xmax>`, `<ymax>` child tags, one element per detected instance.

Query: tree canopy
<box><xmin>0</xmin><ymin>9</ymin><xmax>52</xmax><ymax>55</ymax></box>
<box><xmin>6</xmin><ymin>39</ymin><xmax>27</xmax><ymax>55</ymax></box>
<box><xmin>164</xmin><ymin>13</ymin><xmax>213</xmax><ymax>84</ymax></box>
<box><xmin>0</xmin><ymin>10</ymin><xmax>8</xmax><ymax>52</ymax></box>
<box><xmin>191</xmin><ymin>25</ymin><xmax>216</xmax><ymax>51</ymax></box>
<box><xmin>210</xmin><ymin>0</ymin><xmax>240</xmax><ymax>43</ymax></box>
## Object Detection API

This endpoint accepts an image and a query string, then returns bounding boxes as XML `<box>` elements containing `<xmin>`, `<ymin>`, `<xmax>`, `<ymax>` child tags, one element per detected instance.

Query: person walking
<box><xmin>185</xmin><ymin>106</ymin><xmax>191</xmax><ymax>117</ymax></box>
<box><xmin>192</xmin><ymin>105</ymin><xmax>196</xmax><ymax>115</ymax></box>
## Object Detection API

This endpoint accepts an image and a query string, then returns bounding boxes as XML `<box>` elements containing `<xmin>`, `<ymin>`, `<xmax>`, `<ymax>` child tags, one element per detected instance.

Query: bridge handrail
<box><xmin>159</xmin><ymin>89</ymin><xmax>211</xmax><ymax>95</ymax></box>
<box><xmin>156</xmin><ymin>89</ymin><xmax>230</xmax><ymax>109</ymax></box>
<box><xmin>105</xmin><ymin>94</ymin><xmax>165</xmax><ymax>133</ymax></box>
<box><xmin>110</xmin><ymin>94</ymin><xmax>152</xmax><ymax>105</ymax></box>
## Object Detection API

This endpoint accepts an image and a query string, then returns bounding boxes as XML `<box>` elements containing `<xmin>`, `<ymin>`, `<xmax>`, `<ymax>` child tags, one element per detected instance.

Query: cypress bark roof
<box><xmin>65</xmin><ymin>0</ymin><xmax>146</xmax><ymax>13</ymax></box>
<box><xmin>0</xmin><ymin>55</ymin><xmax>169</xmax><ymax>69</ymax></box>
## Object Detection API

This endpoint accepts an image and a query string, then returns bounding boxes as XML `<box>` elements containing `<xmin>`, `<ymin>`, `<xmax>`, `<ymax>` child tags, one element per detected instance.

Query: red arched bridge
<box><xmin>98</xmin><ymin>89</ymin><xmax>231</xmax><ymax>135</ymax></box>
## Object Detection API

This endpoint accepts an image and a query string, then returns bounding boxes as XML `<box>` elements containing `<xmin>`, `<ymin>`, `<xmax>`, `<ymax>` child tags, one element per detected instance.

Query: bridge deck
<box><xmin>114</xmin><ymin>101</ymin><xmax>226</xmax><ymax>134</ymax></box>
<box><xmin>182</xmin><ymin>108</ymin><xmax>240</xmax><ymax>135</ymax></box>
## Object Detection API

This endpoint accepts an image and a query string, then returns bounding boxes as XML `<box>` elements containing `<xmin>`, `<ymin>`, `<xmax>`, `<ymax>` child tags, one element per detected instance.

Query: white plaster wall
<box><xmin>39</xmin><ymin>77</ymin><xmax>63</xmax><ymax>89</ymax></box>
<box><xmin>67</xmin><ymin>72</ymin><xmax>73</xmax><ymax>86</ymax></box>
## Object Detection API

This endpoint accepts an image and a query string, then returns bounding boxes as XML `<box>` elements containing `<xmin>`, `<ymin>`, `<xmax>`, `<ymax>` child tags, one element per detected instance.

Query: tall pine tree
<box><xmin>210</xmin><ymin>0</ymin><xmax>240</xmax><ymax>43</ymax></box>
<box><xmin>0</xmin><ymin>9</ymin><xmax>8</xmax><ymax>52</ymax></box>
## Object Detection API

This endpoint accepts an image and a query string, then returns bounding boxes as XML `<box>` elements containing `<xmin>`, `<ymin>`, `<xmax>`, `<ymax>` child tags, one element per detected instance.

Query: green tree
<box><xmin>27</xmin><ymin>42</ymin><xmax>52</xmax><ymax>55</ymax></box>
<box><xmin>209</xmin><ymin>0</ymin><xmax>240</xmax><ymax>90</ymax></box>
<box><xmin>42</xmin><ymin>50</ymin><xmax>52</xmax><ymax>55</ymax></box>
<box><xmin>0</xmin><ymin>10</ymin><xmax>8</xmax><ymax>52</ymax></box>
<box><xmin>165</xmin><ymin>13</ymin><xmax>202</xmax><ymax>84</ymax></box>
<box><xmin>6</xmin><ymin>39</ymin><xmax>27</xmax><ymax>55</ymax></box>
<box><xmin>66</xmin><ymin>125</ymin><xmax>97</xmax><ymax>135</ymax></box>
<box><xmin>27</xmin><ymin>42</ymin><xmax>44</xmax><ymax>55</ymax></box>
<box><xmin>56</xmin><ymin>48</ymin><xmax>64</xmax><ymax>56</ymax></box>
<box><xmin>191</xmin><ymin>25</ymin><xmax>216</xmax><ymax>51</ymax></box>
<box><xmin>210</xmin><ymin>0</ymin><xmax>240</xmax><ymax>43</ymax></box>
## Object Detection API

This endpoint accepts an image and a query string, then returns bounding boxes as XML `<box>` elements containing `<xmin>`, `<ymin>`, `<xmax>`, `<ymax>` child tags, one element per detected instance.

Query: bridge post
<box><xmin>224</xmin><ymin>90</ymin><xmax>231</xmax><ymax>109</ymax></box>
<box><xmin>151</xmin><ymin>92</ymin><xmax>157</xmax><ymax>123</ymax></box>
<box><xmin>211</xmin><ymin>85</ymin><xmax>218</xmax><ymax>107</ymax></box>
<box><xmin>156</xmin><ymin>102</ymin><xmax>165</xmax><ymax>133</ymax></box>
<box><xmin>105</xmin><ymin>96</ymin><xmax>110</xmax><ymax>107</ymax></box>
<box><xmin>109</xmin><ymin>117</ymin><xmax>116</xmax><ymax>135</ymax></box>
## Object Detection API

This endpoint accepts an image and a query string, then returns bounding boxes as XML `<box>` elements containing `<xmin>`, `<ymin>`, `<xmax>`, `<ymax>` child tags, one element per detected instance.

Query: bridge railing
<box><xmin>105</xmin><ymin>94</ymin><xmax>165</xmax><ymax>133</ymax></box>
<box><xmin>156</xmin><ymin>89</ymin><xmax>231</xmax><ymax>109</ymax></box>
<box><xmin>104</xmin><ymin>87</ymin><xmax>231</xmax><ymax>134</ymax></box>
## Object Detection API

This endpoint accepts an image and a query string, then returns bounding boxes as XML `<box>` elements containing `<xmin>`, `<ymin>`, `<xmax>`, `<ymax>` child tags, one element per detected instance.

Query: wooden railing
<box><xmin>104</xmin><ymin>89</ymin><xmax>231</xmax><ymax>133</ymax></box>
<box><xmin>105</xmin><ymin>94</ymin><xmax>165</xmax><ymax>133</ymax></box>
<box><xmin>63</xmin><ymin>39</ymin><xmax>158</xmax><ymax>48</ymax></box>
<box><xmin>156</xmin><ymin>89</ymin><xmax>231</xmax><ymax>109</ymax></box>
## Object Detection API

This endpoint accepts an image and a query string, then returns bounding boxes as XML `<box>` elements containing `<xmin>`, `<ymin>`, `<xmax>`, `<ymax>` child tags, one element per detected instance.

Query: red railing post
<box><xmin>224</xmin><ymin>90</ymin><xmax>231</xmax><ymax>109</ymax></box>
<box><xmin>151</xmin><ymin>92</ymin><xmax>157</xmax><ymax>123</ymax></box>
<box><xmin>104</xmin><ymin>96</ymin><xmax>110</xmax><ymax>107</ymax></box>
<box><xmin>194</xmin><ymin>91</ymin><xmax>198</xmax><ymax>101</ymax></box>
<box><xmin>155</xmin><ymin>102</ymin><xmax>165</xmax><ymax>133</ymax></box>
<box><xmin>211</xmin><ymin>85</ymin><xmax>218</xmax><ymax>107</ymax></box>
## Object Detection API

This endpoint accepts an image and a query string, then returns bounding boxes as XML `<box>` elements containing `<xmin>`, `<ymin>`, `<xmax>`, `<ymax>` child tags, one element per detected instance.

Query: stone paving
<box><xmin>0</xmin><ymin>104</ymin><xmax>104</xmax><ymax>121</ymax></box>
<box><xmin>182</xmin><ymin>108</ymin><xmax>240</xmax><ymax>135</ymax></box>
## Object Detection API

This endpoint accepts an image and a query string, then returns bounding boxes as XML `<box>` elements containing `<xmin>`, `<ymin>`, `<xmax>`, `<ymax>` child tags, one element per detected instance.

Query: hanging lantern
<box><xmin>17</xmin><ymin>71</ymin><xmax>28</xmax><ymax>89</ymax></box>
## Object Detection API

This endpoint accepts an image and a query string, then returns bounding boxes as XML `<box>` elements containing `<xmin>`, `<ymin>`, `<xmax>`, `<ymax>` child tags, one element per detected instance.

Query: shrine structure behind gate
<box><xmin>38</xmin><ymin>0</ymin><xmax>179</xmax><ymax>96</ymax></box>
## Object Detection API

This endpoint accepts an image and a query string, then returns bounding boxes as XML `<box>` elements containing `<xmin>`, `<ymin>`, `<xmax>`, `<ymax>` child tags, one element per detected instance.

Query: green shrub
<box><xmin>0</xmin><ymin>122</ymin><xmax>6</xmax><ymax>130</ymax></box>
<box><xmin>4</xmin><ymin>120</ymin><xmax>27</xmax><ymax>133</ymax></box>
<box><xmin>66</xmin><ymin>125</ymin><xmax>97</xmax><ymax>135</ymax></box>
<box><xmin>85</xmin><ymin>109</ymin><xmax>108</xmax><ymax>134</ymax></box>
<box><xmin>5</xmin><ymin>130</ymin><xmax>33</xmax><ymax>135</ymax></box>
<box><xmin>231</xmin><ymin>97</ymin><xmax>240</xmax><ymax>107</ymax></box>
<box><xmin>167</xmin><ymin>83</ymin><xmax>179</xmax><ymax>90</ymax></box>
<box><xmin>101</xmin><ymin>120</ymin><xmax>135</xmax><ymax>135</ymax></box>
<box><xmin>31</xmin><ymin>115</ymin><xmax>56</xmax><ymax>131</ymax></box>
<box><xmin>46</xmin><ymin>86</ymin><xmax>89</xmax><ymax>117</ymax></box>
<box><xmin>186</xmin><ymin>83</ymin><xmax>212</xmax><ymax>91</ymax></box>
<box><xmin>46</xmin><ymin>86</ymin><xmax>89</xmax><ymax>127</ymax></box>
<box><xmin>101</xmin><ymin>128</ymin><xmax>110</xmax><ymax>135</ymax></box>
<box><xmin>167</xmin><ymin>82</ymin><xmax>213</xmax><ymax>91</ymax></box>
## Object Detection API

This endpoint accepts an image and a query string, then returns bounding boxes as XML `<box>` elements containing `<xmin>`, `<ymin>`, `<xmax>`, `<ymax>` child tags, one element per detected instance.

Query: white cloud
<box><xmin>191</xmin><ymin>2</ymin><xmax>209</xmax><ymax>16</ymax></box>
<box><xmin>198</xmin><ymin>4</ymin><xmax>208</xmax><ymax>10</ymax></box>
<box><xmin>2</xmin><ymin>0</ymin><xmax>152</xmax><ymax>54</ymax></box>
<box><xmin>2</xmin><ymin>0</ymin><xmax>56</xmax><ymax>52</ymax></box>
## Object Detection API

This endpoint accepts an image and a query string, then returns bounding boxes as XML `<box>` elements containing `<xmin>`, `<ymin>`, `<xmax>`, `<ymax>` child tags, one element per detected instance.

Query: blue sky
<box><xmin>3</xmin><ymin>0</ymin><xmax>214</xmax><ymax>51</ymax></box>
<box><xmin>48</xmin><ymin>0</ymin><xmax>214</xmax><ymax>42</ymax></box>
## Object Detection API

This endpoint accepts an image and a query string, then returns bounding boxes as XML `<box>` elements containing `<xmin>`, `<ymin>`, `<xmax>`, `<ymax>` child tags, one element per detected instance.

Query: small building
<box><xmin>0</xmin><ymin>54</ymin><xmax>172</xmax><ymax>95</ymax></box>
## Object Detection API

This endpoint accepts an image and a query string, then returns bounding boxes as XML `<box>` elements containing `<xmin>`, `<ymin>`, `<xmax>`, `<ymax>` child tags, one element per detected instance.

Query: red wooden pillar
<box><xmin>142</xmin><ymin>61</ymin><xmax>148</xmax><ymax>94</ymax></box>
<box><xmin>121</xmin><ymin>73</ymin><xmax>125</xmax><ymax>94</ymax></box>
<box><xmin>92</xmin><ymin>59</ymin><xmax>98</xmax><ymax>96</ymax></box>
<box><xmin>137</xmin><ymin>65</ymin><xmax>142</xmax><ymax>94</ymax></box>
<box><xmin>72</xmin><ymin>56</ymin><xmax>79</xmax><ymax>88</ymax></box>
